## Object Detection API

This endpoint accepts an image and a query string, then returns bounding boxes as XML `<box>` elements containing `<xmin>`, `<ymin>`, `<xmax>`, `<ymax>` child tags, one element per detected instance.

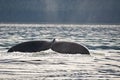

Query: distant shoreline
<box><xmin>0</xmin><ymin>23</ymin><xmax>120</xmax><ymax>27</ymax></box>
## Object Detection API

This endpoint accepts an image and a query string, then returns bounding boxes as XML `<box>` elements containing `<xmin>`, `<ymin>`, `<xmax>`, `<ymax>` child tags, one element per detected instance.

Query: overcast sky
<box><xmin>0</xmin><ymin>0</ymin><xmax>120</xmax><ymax>24</ymax></box>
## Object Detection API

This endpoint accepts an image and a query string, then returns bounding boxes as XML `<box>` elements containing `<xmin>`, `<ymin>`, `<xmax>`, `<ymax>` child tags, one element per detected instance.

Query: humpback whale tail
<box><xmin>51</xmin><ymin>40</ymin><xmax>90</xmax><ymax>54</ymax></box>
<box><xmin>7</xmin><ymin>38</ymin><xmax>90</xmax><ymax>54</ymax></box>
<box><xmin>7</xmin><ymin>40</ymin><xmax>54</xmax><ymax>52</ymax></box>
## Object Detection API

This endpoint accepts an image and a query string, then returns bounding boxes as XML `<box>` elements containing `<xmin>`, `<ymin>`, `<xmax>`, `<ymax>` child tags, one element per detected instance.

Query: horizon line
<box><xmin>0</xmin><ymin>23</ymin><xmax>119</xmax><ymax>27</ymax></box>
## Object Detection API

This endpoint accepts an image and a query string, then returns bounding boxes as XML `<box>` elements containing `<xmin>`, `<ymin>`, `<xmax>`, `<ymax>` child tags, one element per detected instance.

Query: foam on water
<box><xmin>0</xmin><ymin>50</ymin><xmax>120</xmax><ymax>79</ymax></box>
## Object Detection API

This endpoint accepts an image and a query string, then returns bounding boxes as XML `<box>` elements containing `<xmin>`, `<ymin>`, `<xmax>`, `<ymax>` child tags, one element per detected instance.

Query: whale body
<box><xmin>51</xmin><ymin>40</ymin><xmax>90</xmax><ymax>54</ymax></box>
<box><xmin>8</xmin><ymin>39</ymin><xmax>55</xmax><ymax>52</ymax></box>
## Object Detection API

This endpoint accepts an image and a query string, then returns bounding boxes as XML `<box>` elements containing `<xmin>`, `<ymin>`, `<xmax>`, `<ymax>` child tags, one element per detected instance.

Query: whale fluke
<box><xmin>7</xmin><ymin>39</ymin><xmax>55</xmax><ymax>52</ymax></box>
<box><xmin>51</xmin><ymin>40</ymin><xmax>90</xmax><ymax>54</ymax></box>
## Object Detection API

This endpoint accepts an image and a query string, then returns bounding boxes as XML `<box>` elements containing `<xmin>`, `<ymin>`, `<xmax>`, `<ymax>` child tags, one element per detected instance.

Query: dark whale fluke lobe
<box><xmin>8</xmin><ymin>39</ymin><xmax>55</xmax><ymax>52</ymax></box>
<box><xmin>51</xmin><ymin>40</ymin><xmax>90</xmax><ymax>54</ymax></box>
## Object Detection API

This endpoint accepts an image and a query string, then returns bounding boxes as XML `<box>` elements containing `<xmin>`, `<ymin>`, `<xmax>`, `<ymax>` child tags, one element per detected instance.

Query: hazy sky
<box><xmin>0</xmin><ymin>0</ymin><xmax>120</xmax><ymax>24</ymax></box>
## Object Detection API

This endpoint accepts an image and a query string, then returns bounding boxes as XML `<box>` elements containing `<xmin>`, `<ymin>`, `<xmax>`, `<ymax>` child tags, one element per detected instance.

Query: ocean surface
<box><xmin>0</xmin><ymin>24</ymin><xmax>120</xmax><ymax>80</ymax></box>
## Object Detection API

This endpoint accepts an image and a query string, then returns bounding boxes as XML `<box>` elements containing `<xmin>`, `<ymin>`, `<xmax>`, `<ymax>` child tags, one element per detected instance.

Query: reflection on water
<box><xmin>0</xmin><ymin>24</ymin><xmax>120</xmax><ymax>79</ymax></box>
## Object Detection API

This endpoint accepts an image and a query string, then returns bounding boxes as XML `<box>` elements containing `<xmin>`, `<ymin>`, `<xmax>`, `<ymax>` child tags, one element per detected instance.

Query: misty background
<box><xmin>0</xmin><ymin>0</ymin><xmax>120</xmax><ymax>24</ymax></box>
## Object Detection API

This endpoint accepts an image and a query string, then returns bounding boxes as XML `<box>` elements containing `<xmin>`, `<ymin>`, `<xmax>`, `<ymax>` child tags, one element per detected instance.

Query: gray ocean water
<box><xmin>0</xmin><ymin>24</ymin><xmax>120</xmax><ymax>80</ymax></box>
